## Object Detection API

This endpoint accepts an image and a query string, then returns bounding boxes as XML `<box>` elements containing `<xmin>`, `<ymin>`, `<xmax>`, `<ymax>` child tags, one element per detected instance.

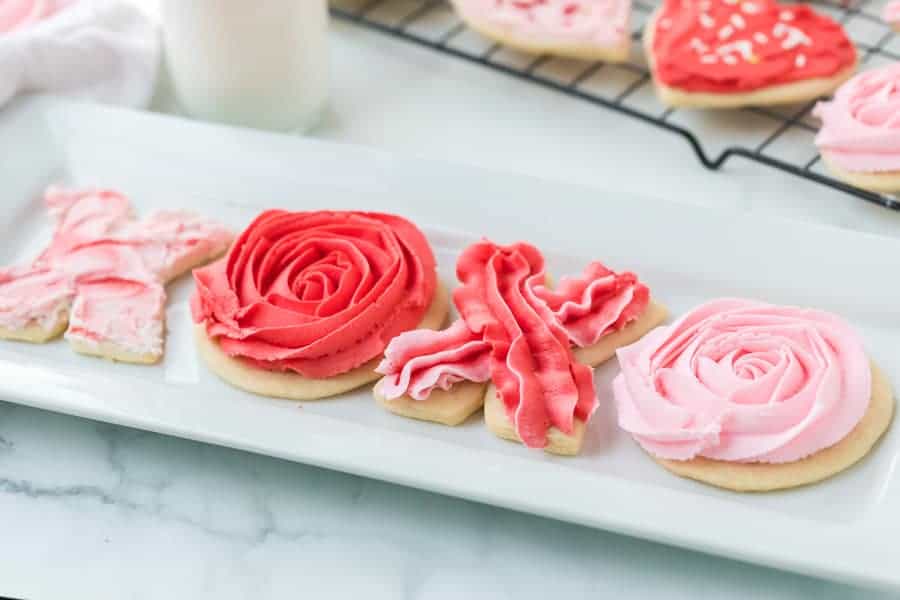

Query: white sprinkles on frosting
<box><xmin>669</xmin><ymin>0</ymin><xmax>822</xmax><ymax>68</ymax></box>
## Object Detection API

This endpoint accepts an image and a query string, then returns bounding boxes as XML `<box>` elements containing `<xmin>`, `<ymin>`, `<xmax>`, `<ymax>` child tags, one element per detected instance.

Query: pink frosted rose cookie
<box><xmin>613</xmin><ymin>298</ymin><xmax>894</xmax><ymax>491</ymax></box>
<box><xmin>814</xmin><ymin>63</ymin><xmax>900</xmax><ymax>193</ymax></box>
<box><xmin>449</xmin><ymin>0</ymin><xmax>631</xmax><ymax>62</ymax></box>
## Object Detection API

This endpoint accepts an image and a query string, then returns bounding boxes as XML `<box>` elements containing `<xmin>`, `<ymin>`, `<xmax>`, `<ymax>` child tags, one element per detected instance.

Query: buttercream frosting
<box><xmin>613</xmin><ymin>298</ymin><xmax>871</xmax><ymax>463</ymax></box>
<box><xmin>452</xmin><ymin>0</ymin><xmax>630</xmax><ymax>47</ymax></box>
<box><xmin>377</xmin><ymin>240</ymin><xmax>649</xmax><ymax>449</ymax></box>
<box><xmin>0</xmin><ymin>186</ymin><xmax>233</xmax><ymax>356</ymax></box>
<box><xmin>0</xmin><ymin>0</ymin><xmax>70</xmax><ymax>34</ymax></box>
<box><xmin>191</xmin><ymin>210</ymin><xmax>438</xmax><ymax>379</ymax></box>
<box><xmin>813</xmin><ymin>63</ymin><xmax>900</xmax><ymax>173</ymax></box>
<box><xmin>651</xmin><ymin>0</ymin><xmax>855</xmax><ymax>93</ymax></box>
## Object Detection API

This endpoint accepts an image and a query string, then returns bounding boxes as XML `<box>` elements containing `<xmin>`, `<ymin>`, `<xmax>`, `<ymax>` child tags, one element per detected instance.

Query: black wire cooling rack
<box><xmin>331</xmin><ymin>0</ymin><xmax>900</xmax><ymax>211</ymax></box>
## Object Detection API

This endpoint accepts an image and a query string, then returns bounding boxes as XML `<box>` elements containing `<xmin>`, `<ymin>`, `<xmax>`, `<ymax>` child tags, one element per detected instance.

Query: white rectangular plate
<box><xmin>2</xmin><ymin>97</ymin><xmax>899</xmax><ymax>590</ymax></box>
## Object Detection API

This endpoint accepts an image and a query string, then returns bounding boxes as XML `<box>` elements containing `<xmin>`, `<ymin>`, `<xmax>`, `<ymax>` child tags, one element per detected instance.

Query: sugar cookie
<box><xmin>449</xmin><ymin>0</ymin><xmax>631</xmax><ymax>62</ymax></box>
<box><xmin>814</xmin><ymin>64</ymin><xmax>900</xmax><ymax>193</ymax></box>
<box><xmin>192</xmin><ymin>210</ymin><xmax>448</xmax><ymax>400</ymax></box>
<box><xmin>0</xmin><ymin>187</ymin><xmax>233</xmax><ymax>363</ymax></box>
<box><xmin>376</xmin><ymin>240</ymin><xmax>666</xmax><ymax>456</ymax></box>
<box><xmin>614</xmin><ymin>298</ymin><xmax>894</xmax><ymax>491</ymax></box>
<box><xmin>646</xmin><ymin>0</ymin><xmax>856</xmax><ymax>108</ymax></box>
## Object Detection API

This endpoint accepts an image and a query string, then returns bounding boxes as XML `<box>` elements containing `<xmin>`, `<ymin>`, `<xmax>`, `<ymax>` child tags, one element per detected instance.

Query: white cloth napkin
<box><xmin>0</xmin><ymin>0</ymin><xmax>159</xmax><ymax>109</ymax></box>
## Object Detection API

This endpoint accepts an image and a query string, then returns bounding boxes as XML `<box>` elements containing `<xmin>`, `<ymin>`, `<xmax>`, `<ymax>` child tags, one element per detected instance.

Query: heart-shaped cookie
<box><xmin>646</xmin><ymin>0</ymin><xmax>857</xmax><ymax>108</ymax></box>
<box><xmin>450</xmin><ymin>0</ymin><xmax>632</xmax><ymax>62</ymax></box>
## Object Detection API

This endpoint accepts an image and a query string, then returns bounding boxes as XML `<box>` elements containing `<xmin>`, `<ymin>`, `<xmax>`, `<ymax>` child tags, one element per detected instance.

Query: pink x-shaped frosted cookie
<box><xmin>0</xmin><ymin>187</ymin><xmax>233</xmax><ymax>363</ymax></box>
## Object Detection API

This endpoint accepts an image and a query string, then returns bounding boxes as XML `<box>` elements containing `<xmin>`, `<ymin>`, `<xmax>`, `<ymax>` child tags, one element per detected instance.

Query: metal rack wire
<box><xmin>331</xmin><ymin>0</ymin><xmax>900</xmax><ymax>211</ymax></box>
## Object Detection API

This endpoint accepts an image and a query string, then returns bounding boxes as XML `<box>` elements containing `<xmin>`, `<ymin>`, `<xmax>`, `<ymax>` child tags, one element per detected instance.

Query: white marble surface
<box><xmin>1</xmin><ymin>3</ymin><xmax>900</xmax><ymax>599</ymax></box>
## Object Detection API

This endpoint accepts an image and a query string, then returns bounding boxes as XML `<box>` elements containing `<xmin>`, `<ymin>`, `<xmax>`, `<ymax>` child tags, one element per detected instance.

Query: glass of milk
<box><xmin>161</xmin><ymin>0</ymin><xmax>328</xmax><ymax>133</ymax></box>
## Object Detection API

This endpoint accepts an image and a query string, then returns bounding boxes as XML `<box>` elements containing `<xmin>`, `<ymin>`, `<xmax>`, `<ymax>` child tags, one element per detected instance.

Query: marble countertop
<box><xmin>2</xmin><ymin>5</ymin><xmax>900</xmax><ymax>599</ymax></box>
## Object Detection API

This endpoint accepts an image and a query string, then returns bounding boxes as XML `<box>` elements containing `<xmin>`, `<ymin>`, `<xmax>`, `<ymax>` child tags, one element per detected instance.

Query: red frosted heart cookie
<box><xmin>646</xmin><ymin>0</ymin><xmax>857</xmax><ymax>108</ymax></box>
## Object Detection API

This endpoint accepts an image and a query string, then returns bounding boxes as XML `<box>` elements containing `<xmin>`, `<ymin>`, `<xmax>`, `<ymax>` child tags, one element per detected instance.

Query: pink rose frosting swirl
<box><xmin>814</xmin><ymin>64</ymin><xmax>900</xmax><ymax>173</ymax></box>
<box><xmin>613</xmin><ymin>299</ymin><xmax>871</xmax><ymax>463</ymax></box>
<box><xmin>0</xmin><ymin>0</ymin><xmax>70</xmax><ymax>34</ymax></box>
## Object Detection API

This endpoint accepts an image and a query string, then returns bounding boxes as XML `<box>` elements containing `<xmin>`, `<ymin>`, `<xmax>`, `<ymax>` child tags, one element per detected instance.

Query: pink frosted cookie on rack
<box><xmin>814</xmin><ymin>63</ymin><xmax>900</xmax><ymax>193</ymax></box>
<box><xmin>614</xmin><ymin>299</ymin><xmax>894</xmax><ymax>492</ymax></box>
<box><xmin>883</xmin><ymin>1</ymin><xmax>900</xmax><ymax>32</ymax></box>
<box><xmin>449</xmin><ymin>0</ymin><xmax>631</xmax><ymax>62</ymax></box>
<box><xmin>646</xmin><ymin>0</ymin><xmax>857</xmax><ymax>108</ymax></box>
<box><xmin>375</xmin><ymin>240</ymin><xmax>668</xmax><ymax>456</ymax></box>
<box><xmin>0</xmin><ymin>187</ymin><xmax>233</xmax><ymax>363</ymax></box>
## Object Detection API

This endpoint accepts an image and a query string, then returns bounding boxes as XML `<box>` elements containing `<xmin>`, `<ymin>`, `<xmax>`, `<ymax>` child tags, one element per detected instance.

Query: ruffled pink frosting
<box><xmin>453</xmin><ymin>0</ymin><xmax>630</xmax><ymax>47</ymax></box>
<box><xmin>613</xmin><ymin>298</ymin><xmax>871</xmax><ymax>464</ymax></box>
<box><xmin>378</xmin><ymin>319</ymin><xmax>492</xmax><ymax>400</ymax></box>
<box><xmin>377</xmin><ymin>240</ymin><xmax>649</xmax><ymax>449</ymax></box>
<box><xmin>0</xmin><ymin>0</ymin><xmax>71</xmax><ymax>34</ymax></box>
<box><xmin>814</xmin><ymin>64</ymin><xmax>900</xmax><ymax>173</ymax></box>
<box><xmin>0</xmin><ymin>186</ymin><xmax>232</xmax><ymax>355</ymax></box>
<box><xmin>883</xmin><ymin>1</ymin><xmax>900</xmax><ymax>25</ymax></box>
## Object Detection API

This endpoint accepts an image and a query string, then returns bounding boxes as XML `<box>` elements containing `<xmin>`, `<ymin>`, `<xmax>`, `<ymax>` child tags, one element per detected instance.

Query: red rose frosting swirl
<box><xmin>378</xmin><ymin>240</ymin><xmax>649</xmax><ymax>449</ymax></box>
<box><xmin>651</xmin><ymin>0</ymin><xmax>855</xmax><ymax>94</ymax></box>
<box><xmin>613</xmin><ymin>299</ymin><xmax>871</xmax><ymax>463</ymax></box>
<box><xmin>191</xmin><ymin>210</ymin><xmax>437</xmax><ymax>379</ymax></box>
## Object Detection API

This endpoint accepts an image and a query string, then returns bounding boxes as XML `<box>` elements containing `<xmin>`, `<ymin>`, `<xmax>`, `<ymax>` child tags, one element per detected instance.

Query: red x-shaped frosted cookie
<box><xmin>646</xmin><ymin>0</ymin><xmax>857</xmax><ymax>108</ymax></box>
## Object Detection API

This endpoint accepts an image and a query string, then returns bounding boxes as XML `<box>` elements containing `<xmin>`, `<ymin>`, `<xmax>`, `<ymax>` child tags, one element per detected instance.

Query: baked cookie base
<box><xmin>69</xmin><ymin>338</ymin><xmax>161</xmax><ymax>365</ymax></box>
<box><xmin>196</xmin><ymin>281</ymin><xmax>451</xmax><ymax>401</ymax></box>
<box><xmin>484</xmin><ymin>383</ymin><xmax>586</xmax><ymax>456</ymax></box>
<box><xmin>573</xmin><ymin>300</ymin><xmax>669</xmax><ymax>366</ymax></box>
<box><xmin>0</xmin><ymin>243</ymin><xmax>229</xmax><ymax>364</ymax></box>
<box><xmin>655</xmin><ymin>362</ymin><xmax>894</xmax><ymax>492</ymax></box>
<box><xmin>375</xmin><ymin>380</ymin><xmax>487</xmax><ymax>426</ymax></box>
<box><xmin>820</xmin><ymin>154</ymin><xmax>900</xmax><ymax>194</ymax></box>
<box><xmin>450</xmin><ymin>3</ymin><xmax>630</xmax><ymax>62</ymax></box>
<box><xmin>0</xmin><ymin>315</ymin><xmax>68</xmax><ymax>343</ymax></box>
<box><xmin>644</xmin><ymin>9</ymin><xmax>857</xmax><ymax>108</ymax></box>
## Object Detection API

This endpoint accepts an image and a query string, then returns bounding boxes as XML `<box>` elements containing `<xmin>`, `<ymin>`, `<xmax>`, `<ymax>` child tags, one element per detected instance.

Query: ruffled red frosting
<box><xmin>652</xmin><ymin>0</ymin><xmax>855</xmax><ymax>94</ymax></box>
<box><xmin>191</xmin><ymin>210</ymin><xmax>437</xmax><ymax>378</ymax></box>
<box><xmin>377</xmin><ymin>240</ymin><xmax>649</xmax><ymax>448</ymax></box>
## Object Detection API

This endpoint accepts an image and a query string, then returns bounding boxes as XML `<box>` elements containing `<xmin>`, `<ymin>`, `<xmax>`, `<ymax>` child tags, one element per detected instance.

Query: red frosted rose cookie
<box><xmin>374</xmin><ymin>240</ymin><xmax>668</xmax><ymax>456</ymax></box>
<box><xmin>191</xmin><ymin>210</ymin><xmax>450</xmax><ymax>400</ymax></box>
<box><xmin>646</xmin><ymin>0</ymin><xmax>857</xmax><ymax>108</ymax></box>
